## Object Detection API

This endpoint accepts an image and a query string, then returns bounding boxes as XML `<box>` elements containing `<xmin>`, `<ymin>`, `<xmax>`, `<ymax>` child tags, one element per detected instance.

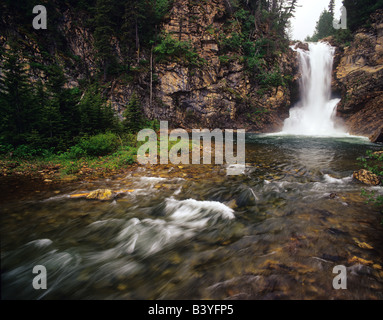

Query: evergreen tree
<box><xmin>45</xmin><ymin>64</ymin><xmax>81</xmax><ymax>144</ymax></box>
<box><xmin>0</xmin><ymin>47</ymin><xmax>39</xmax><ymax>145</ymax></box>
<box><xmin>78</xmin><ymin>84</ymin><xmax>118</xmax><ymax>135</ymax></box>
<box><xmin>93</xmin><ymin>0</ymin><xmax>117</xmax><ymax>80</ymax></box>
<box><xmin>34</xmin><ymin>80</ymin><xmax>62</xmax><ymax>148</ymax></box>
<box><xmin>328</xmin><ymin>0</ymin><xmax>335</xmax><ymax>16</ymax></box>
<box><xmin>343</xmin><ymin>0</ymin><xmax>383</xmax><ymax>32</ymax></box>
<box><xmin>123</xmin><ymin>92</ymin><xmax>144</xmax><ymax>133</ymax></box>
<box><xmin>307</xmin><ymin>9</ymin><xmax>335</xmax><ymax>41</ymax></box>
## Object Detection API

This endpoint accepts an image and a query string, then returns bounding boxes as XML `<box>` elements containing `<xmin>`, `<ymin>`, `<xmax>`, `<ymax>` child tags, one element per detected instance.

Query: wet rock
<box><xmin>373</xmin><ymin>264</ymin><xmax>382</xmax><ymax>270</ymax></box>
<box><xmin>327</xmin><ymin>228</ymin><xmax>348</xmax><ymax>236</ymax></box>
<box><xmin>352</xmin><ymin>169</ymin><xmax>381</xmax><ymax>186</ymax></box>
<box><xmin>321</xmin><ymin>254</ymin><xmax>343</xmax><ymax>262</ymax></box>
<box><xmin>294</xmin><ymin>41</ymin><xmax>309</xmax><ymax>51</ymax></box>
<box><xmin>86</xmin><ymin>189</ymin><xmax>114</xmax><ymax>201</ymax></box>
<box><xmin>226</xmin><ymin>199</ymin><xmax>238</xmax><ymax>209</ymax></box>
<box><xmin>235</xmin><ymin>188</ymin><xmax>257</xmax><ymax>207</ymax></box>
<box><xmin>369</xmin><ymin>127</ymin><xmax>383</xmax><ymax>143</ymax></box>
<box><xmin>353</xmin><ymin>237</ymin><xmax>374</xmax><ymax>249</ymax></box>
<box><xmin>70</xmin><ymin>193</ymin><xmax>89</xmax><ymax>199</ymax></box>
<box><xmin>60</xmin><ymin>175</ymin><xmax>78</xmax><ymax>182</ymax></box>
<box><xmin>347</xmin><ymin>263</ymin><xmax>373</xmax><ymax>276</ymax></box>
<box><xmin>348</xmin><ymin>256</ymin><xmax>374</xmax><ymax>266</ymax></box>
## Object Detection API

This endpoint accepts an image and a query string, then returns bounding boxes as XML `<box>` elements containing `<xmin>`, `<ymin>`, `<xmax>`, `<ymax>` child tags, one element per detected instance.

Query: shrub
<box><xmin>358</xmin><ymin>150</ymin><xmax>383</xmax><ymax>217</ymax></box>
<box><xmin>112</xmin><ymin>147</ymin><xmax>137</xmax><ymax>165</ymax></box>
<box><xmin>358</xmin><ymin>150</ymin><xmax>383</xmax><ymax>176</ymax></box>
<box><xmin>61</xmin><ymin>133</ymin><xmax>120</xmax><ymax>159</ymax></box>
<box><xmin>12</xmin><ymin>145</ymin><xmax>43</xmax><ymax>159</ymax></box>
<box><xmin>333</xmin><ymin>29</ymin><xmax>353</xmax><ymax>47</ymax></box>
<box><xmin>154</xmin><ymin>34</ymin><xmax>205</xmax><ymax>67</ymax></box>
<box><xmin>65</xmin><ymin>145</ymin><xmax>86</xmax><ymax>160</ymax></box>
<box><xmin>78</xmin><ymin>132</ymin><xmax>120</xmax><ymax>157</ymax></box>
<box><xmin>0</xmin><ymin>143</ymin><xmax>13</xmax><ymax>155</ymax></box>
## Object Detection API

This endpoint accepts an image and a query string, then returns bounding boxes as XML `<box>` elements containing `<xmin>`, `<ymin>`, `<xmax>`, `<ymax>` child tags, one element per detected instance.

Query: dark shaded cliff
<box><xmin>1</xmin><ymin>0</ymin><xmax>300</xmax><ymax>137</ymax></box>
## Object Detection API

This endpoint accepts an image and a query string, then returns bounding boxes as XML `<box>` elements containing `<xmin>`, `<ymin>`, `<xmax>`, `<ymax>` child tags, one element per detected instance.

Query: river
<box><xmin>1</xmin><ymin>134</ymin><xmax>383</xmax><ymax>300</ymax></box>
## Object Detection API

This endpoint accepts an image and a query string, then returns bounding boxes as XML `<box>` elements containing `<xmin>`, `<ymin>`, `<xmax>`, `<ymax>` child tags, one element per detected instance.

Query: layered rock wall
<box><xmin>146</xmin><ymin>0</ymin><xmax>299</xmax><ymax>131</ymax></box>
<box><xmin>334</xmin><ymin>10</ymin><xmax>383</xmax><ymax>138</ymax></box>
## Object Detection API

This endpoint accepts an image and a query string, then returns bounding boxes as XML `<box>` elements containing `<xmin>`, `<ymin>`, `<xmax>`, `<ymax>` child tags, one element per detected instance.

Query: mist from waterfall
<box><xmin>282</xmin><ymin>42</ymin><xmax>347</xmax><ymax>136</ymax></box>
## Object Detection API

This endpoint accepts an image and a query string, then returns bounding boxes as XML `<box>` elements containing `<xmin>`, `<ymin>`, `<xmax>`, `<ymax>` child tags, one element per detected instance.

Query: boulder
<box><xmin>369</xmin><ymin>127</ymin><xmax>383</xmax><ymax>143</ymax></box>
<box><xmin>353</xmin><ymin>169</ymin><xmax>381</xmax><ymax>186</ymax></box>
<box><xmin>70</xmin><ymin>189</ymin><xmax>134</xmax><ymax>200</ymax></box>
<box><xmin>86</xmin><ymin>189</ymin><xmax>114</xmax><ymax>201</ymax></box>
<box><xmin>294</xmin><ymin>41</ymin><xmax>309</xmax><ymax>51</ymax></box>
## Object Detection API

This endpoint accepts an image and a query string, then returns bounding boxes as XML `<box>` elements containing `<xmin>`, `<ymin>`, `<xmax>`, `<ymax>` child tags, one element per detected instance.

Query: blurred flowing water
<box><xmin>1</xmin><ymin>135</ymin><xmax>383</xmax><ymax>300</ymax></box>
<box><xmin>283</xmin><ymin>42</ymin><xmax>345</xmax><ymax>136</ymax></box>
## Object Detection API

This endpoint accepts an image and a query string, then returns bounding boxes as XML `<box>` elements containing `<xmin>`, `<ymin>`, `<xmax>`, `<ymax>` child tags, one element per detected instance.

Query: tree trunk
<box><xmin>150</xmin><ymin>46</ymin><xmax>153</xmax><ymax>106</ymax></box>
<box><xmin>135</xmin><ymin>18</ymin><xmax>140</xmax><ymax>63</ymax></box>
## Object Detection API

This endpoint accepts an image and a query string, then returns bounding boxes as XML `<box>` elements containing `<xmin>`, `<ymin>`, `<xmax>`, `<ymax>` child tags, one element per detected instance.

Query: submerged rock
<box><xmin>353</xmin><ymin>169</ymin><xmax>381</xmax><ymax>186</ymax></box>
<box><xmin>86</xmin><ymin>189</ymin><xmax>114</xmax><ymax>201</ymax></box>
<box><xmin>70</xmin><ymin>189</ymin><xmax>134</xmax><ymax>200</ymax></box>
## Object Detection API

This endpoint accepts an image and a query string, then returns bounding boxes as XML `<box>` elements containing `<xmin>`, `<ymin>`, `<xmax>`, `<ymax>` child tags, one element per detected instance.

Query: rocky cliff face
<box><xmin>1</xmin><ymin>0</ymin><xmax>300</xmax><ymax>132</ymax></box>
<box><xmin>333</xmin><ymin>10</ymin><xmax>383</xmax><ymax>139</ymax></box>
<box><xmin>145</xmin><ymin>0</ymin><xmax>299</xmax><ymax>131</ymax></box>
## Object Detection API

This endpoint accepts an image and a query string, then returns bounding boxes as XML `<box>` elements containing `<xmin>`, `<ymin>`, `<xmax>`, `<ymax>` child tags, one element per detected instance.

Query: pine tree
<box><xmin>343</xmin><ymin>0</ymin><xmax>383</xmax><ymax>32</ymax></box>
<box><xmin>307</xmin><ymin>9</ymin><xmax>335</xmax><ymax>41</ymax></box>
<box><xmin>328</xmin><ymin>0</ymin><xmax>335</xmax><ymax>16</ymax></box>
<box><xmin>34</xmin><ymin>80</ymin><xmax>62</xmax><ymax>147</ymax></box>
<box><xmin>0</xmin><ymin>47</ymin><xmax>38</xmax><ymax>145</ymax></box>
<box><xmin>78</xmin><ymin>84</ymin><xmax>117</xmax><ymax>135</ymax></box>
<box><xmin>45</xmin><ymin>64</ymin><xmax>81</xmax><ymax>143</ymax></box>
<box><xmin>93</xmin><ymin>0</ymin><xmax>116</xmax><ymax>80</ymax></box>
<box><xmin>123</xmin><ymin>92</ymin><xmax>144</xmax><ymax>133</ymax></box>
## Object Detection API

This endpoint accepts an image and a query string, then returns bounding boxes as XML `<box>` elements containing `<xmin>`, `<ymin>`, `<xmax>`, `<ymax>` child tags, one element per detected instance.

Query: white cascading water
<box><xmin>282</xmin><ymin>42</ymin><xmax>346</xmax><ymax>136</ymax></box>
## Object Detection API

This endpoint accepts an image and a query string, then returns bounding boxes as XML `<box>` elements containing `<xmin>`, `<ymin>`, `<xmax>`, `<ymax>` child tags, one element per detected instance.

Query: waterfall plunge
<box><xmin>282</xmin><ymin>42</ymin><xmax>346</xmax><ymax>136</ymax></box>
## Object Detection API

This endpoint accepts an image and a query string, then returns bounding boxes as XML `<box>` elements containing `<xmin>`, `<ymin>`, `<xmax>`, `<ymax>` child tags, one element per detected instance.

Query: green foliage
<box><xmin>343</xmin><ymin>0</ymin><xmax>383</xmax><ymax>32</ymax></box>
<box><xmin>123</xmin><ymin>93</ymin><xmax>146</xmax><ymax>133</ymax></box>
<box><xmin>65</xmin><ymin>145</ymin><xmax>87</xmax><ymax>160</ymax></box>
<box><xmin>0</xmin><ymin>47</ymin><xmax>38</xmax><ymax>146</ymax></box>
<box><xmin>154</xmin><ymin>34</ymin><xmax>205</xmax><ymax>67</ymax></box>
<box><xmin>257</xmin><ymin>69</ymin><xmax>285</xmax><ymax>88</ymax></box>
<box><xmin>306</xmin><ymin>9</ymin><xmax>335</xmax><ymax>42</ymax></box>
<box><xmin>0</xmin><ymin>45</ymin><xmax>121</xmax><ymax>153</ymax></box>
<box><xmin>12</xmin><ymin>145</ymin><xmax>43</xmax><ymax>159</ymax></box>
<box><xmin>358</xmin><ymin>150</ymin><xmax>383</xmax><ymax>214</ymax></box>
<box><xmin>217</xmin><ymin>1</ymin><xmax>296</xmax><ymax>89</ymax></box>
<box><xmin>78</xmin><ymin>85</ymin><xmax>118</xmax><ymax>135</ymax></box>
<box><xmin>111</xmin><ymin>146</ymin><xmax>137</xmax><ymax>165</ymax></box>
<box><xmin>63</xmin><ymin>132</ymin><xmax>120</xmax><ymax>159</ymax></box>
<box><xmin>92</xmin><ymin>0</ymin><xmax>117</xmax><ymax>79</ymax></box>
<box><xmin>358</xmin><ymin>150</ymin><xmax>383</xmax><ymax>176</ymax></box>
<box><xmin>333</xmin><ymin>29</ymin><xmax>353</xmax><ymax>47</ymax></box>
<box><xmin>78</xmin><ymin>132</ymin><xmax>120</xmax><ymax>157</ymax></box>
<box><xmin>361</xmin><ymin>189</ymin><xmax>383</xmax><ymax>208</ymax></box>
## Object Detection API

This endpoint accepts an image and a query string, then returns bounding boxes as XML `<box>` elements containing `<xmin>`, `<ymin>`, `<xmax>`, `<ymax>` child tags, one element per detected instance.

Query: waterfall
<box><xmin>282</xmin><ymin>42</ymin><xmax>346</xmax><ymax>136</ymax></box>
